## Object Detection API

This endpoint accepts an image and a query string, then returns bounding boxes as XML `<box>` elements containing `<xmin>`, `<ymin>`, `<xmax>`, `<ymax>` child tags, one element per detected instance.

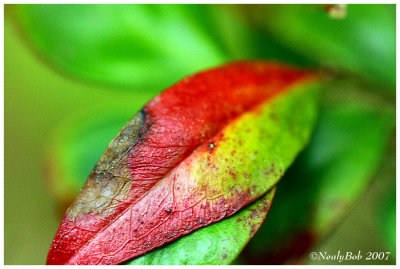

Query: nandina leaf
<box><xmin>47</xmin><ymin>61</ymin><xmax>319</xmax><ymax>265</ymax></box>
<box><xmin>126</xmin><ymin>188</ymin><xmax>275</xmax><ymax>265</ymax></box>
<box><xmin>44</xmin><ymin>106</ymin><xmax>275</xmax><ymax>264</ymax></box>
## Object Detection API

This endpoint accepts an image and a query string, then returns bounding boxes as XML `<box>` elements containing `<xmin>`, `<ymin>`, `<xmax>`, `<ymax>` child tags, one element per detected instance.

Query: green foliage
<box><xmin>13</xmin><ymin>4</ymin><xmax>396</xmax><ymax>93</ymax></box>
<box><xmin>247</xmin><ymin>4</ymin><xmax>396</xmax><ymax>92</ymax></box>
<box><xmin>14</xmin><ymin>5</ymin><xmax>228</xmax><ymax>91</ymax></box>
<box><xmin>12</xmin><ymin>4</ymin><xmax>317</xmax><ymax>93</ymax></box>
<box><xmin>378</xmin><ymin>189</ymin><xmax>396</xmax><ymax>254</ymax></box>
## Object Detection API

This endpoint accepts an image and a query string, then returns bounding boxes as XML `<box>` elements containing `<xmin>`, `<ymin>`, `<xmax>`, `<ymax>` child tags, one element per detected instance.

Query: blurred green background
<box><xmin>4</xmin><ymin>4</ymin><xmax>395</xmax><ymax>265</ymax></box>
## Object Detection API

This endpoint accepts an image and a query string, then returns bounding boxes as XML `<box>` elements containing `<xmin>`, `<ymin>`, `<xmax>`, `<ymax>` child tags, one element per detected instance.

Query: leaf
<box><xmin>12</xmin><ymin>4</ymin><xmax>228</xmax><ymax>91</ymax></box>
<box><xmin>44</xmin><ymin>104</ymin><xmax>275</xmax><ymax>265</ymax></box>
<box><xmin>43</xmin><ymin>106</ymin><xmax>277</xmax><ymax>265</ymax></box>
<box><xmin>378</xmin><ymin>188</ymin><xmax>396</xmax><ymax>255</ymax></box>
<box><xmin>126</xmin><ymin>188</ymin><xmax>276</xmax><ymax>265</ymax></box>
<box><xmin>204</xmin><ymin>6</ymin><xmax>315</xmax><ymax>67</ymax></box>
<box><xmin>46</xmin><ymin>61</ymin><xmax>319</xmax><ymax>265</ymax></box>
<box><xmin>12</xmin><ymin>4</ymin><xmax>317</xmax><ymax>93</ymax></box>
<box><xmin>241</xmin><ymin>99</ymin><xmax>395</xmax><ymax>264</ymax></box>
<box><xmin>247</xmin><ymin>4</ymin><xmax>395</xmax><ymax>92</ymax></box>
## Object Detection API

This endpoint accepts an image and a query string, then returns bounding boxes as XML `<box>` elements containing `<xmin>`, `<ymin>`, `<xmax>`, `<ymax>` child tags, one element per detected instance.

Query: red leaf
<box><xmin>47</xmin><ymin>61</ymin><xmax>315</xmax><ymax>265</ymax></box>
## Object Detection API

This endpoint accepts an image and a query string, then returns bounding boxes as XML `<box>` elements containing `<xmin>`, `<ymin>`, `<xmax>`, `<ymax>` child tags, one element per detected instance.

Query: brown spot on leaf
<box><xmin>227</xmin><ymin>167</ymin><xmax>237</xmax><ymax>180</ymax></box>
<box><xmin>66</xmin><ymin>112</ymin><xmax>144</xmax><ymax>219</ymax></box>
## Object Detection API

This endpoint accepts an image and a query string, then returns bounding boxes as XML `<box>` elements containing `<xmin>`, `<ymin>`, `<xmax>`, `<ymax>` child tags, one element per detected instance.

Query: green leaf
<box><xmin>12</xmin><ymin>4</ymin><xmax>319</xmax><ymax>93</ymax></box>
<box><xmin>241</xmin><ymin>99</ymin><xmax>395</xmax><ymax>264</ymax></box>
<box><xmin>204</xmin><ymin>6</ymin><xmax>314</xmax><ymax>67</ymax></box>
<box><xmin>126</xmin><ymin>188</ymin><xmax>275</xmax><ymax>265</ymax></box>
<box><xmin>12</xmin><ymin>4</ymin><xmax>228</xmax><ymax>91</ymax></box>
<box><xmin>378</xmin><ymin>188</ymin><xmax>396</xmax><ymax>254</ymax></box>
<box><xmin>248</xmin><ymin>4</ymin><xmax>395</xmax><ymax>92</ymax></box>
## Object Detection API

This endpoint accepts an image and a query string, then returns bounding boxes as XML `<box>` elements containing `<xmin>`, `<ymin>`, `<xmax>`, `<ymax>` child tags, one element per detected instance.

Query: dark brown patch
<box><xmin>228</xmin><ymin>168</ymin><xmax>237</xmax><ymax>180</ymax></box>
<box><xmin>67</xmin><ymin>111</ymin><xmax>145</xmax><ymax>218</ymax></box>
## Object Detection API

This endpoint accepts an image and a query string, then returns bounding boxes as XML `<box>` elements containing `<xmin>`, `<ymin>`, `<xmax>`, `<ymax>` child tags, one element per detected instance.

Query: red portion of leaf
<box><xmin>47</xmin><ymin>61</ymin><xmax>313</xmax><ymax>265</ymax></box>
<box><xmin>128</xmin><ymin>61</ymin><xmax>309</xmax><ymax>182</ymax></box>
<box><xmin>66</xmin><ymin>158</ymin><xmax>253</xmax><ymax>265</ymax></box>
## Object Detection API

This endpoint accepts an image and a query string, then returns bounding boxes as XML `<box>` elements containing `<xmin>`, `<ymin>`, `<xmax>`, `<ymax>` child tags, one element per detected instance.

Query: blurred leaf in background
<box><xmin>10</xmin><ymin>4</ymin><xmax>396</xmax><ymax>95</ymax></box>
<box><xmin>10</xmin><ymin>4</ymin><xmax>316</xmax><ymax>92</ymax></box>
<box><xmin>12</xmin><ymin>5</ymin><xmax>228</xmax><ymax>92</ymax></box>
<box><xmin>237</xmin><ymin>4</ymin><xmax>396</xmax><ymax>93</ymax></box>
<box><xmin>378</xmin><ymin>188</ymin><xmax>396</xmax><ymax>256</ymax></box>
